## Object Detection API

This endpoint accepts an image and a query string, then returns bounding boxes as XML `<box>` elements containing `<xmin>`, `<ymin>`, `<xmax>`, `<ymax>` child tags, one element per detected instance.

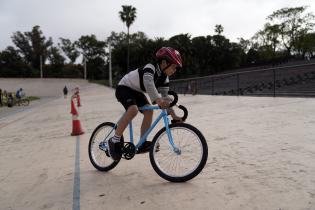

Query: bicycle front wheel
<box><xmin>88</xmin><ymin>122</ymin><xmax>124</xmax><ymax>171</ymax></box>
<box><xmin>150</xmin><ymin>123</ymin><xmax>208</xmax><ymax>182</ymax></box>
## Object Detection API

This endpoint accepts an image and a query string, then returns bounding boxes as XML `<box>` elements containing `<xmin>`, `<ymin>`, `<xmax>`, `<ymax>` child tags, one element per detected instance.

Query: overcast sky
<box><xmin>0</xmin><ymin>0</ymin><xmax>314</xmax><ymax>50</ymax></box>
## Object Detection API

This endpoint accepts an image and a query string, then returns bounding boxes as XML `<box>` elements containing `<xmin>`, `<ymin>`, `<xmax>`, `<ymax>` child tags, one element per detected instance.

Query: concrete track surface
<box><xmin>0</xmin><ymin>79</ymin><xmax>315</xmax><ymax>210</ymax></box>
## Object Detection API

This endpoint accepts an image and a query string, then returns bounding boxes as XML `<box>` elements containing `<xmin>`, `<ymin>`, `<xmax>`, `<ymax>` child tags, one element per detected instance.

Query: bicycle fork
<box><xmin>162</xmin><ymin>111</ymin><xmax>181</xmax><ymax>155</ymax></box>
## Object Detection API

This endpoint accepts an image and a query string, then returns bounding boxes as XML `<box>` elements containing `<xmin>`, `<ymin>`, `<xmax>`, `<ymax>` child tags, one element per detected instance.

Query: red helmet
<box><xmin>156</xmin><ymin>47</ymin><xmax>182</xmax><ymax>69</ymax></box>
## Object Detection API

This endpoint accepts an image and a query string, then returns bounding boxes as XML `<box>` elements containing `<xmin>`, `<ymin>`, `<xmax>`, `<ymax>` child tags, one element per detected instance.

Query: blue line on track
<box><xmin>73</xmin><ymin>136</ymin><xmax>80</xmax><ymax>210</ymax></box>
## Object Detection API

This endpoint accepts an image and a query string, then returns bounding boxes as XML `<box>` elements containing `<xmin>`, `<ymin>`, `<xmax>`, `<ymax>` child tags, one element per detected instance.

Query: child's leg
<box><xmin>141</xmin><ymin>107</ymin><xmax>153</xmax><ymax>138</ymax></box>
<box><xmin>108</xmin><ymin>105</ymin><xmax>138</xmax><ymax>160</ymax></box>
<box><xmin>115</xmin><ymin>105</ymin><xmax>138</xmax><ymax>136</ymax></box>
<box><xmin>136</xmin><ymin>107</ymin><xmax>153</xmax><ymax>154</ymax></box>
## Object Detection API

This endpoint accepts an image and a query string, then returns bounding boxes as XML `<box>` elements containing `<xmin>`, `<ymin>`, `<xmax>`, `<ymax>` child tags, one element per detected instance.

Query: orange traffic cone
<box><xmin>71</xmin><ymin>100</ymin><xmax>78</xmax><ymax>115</ymax></box>
<box><xmin>71</xmin><ymin>99</ymin><xmax>84</xmax><ymax>136</ymax></box>
<box><xmin>71</xmin><ymin>115</ymin><xmax>84</xmax><ymax>136</ymax></box>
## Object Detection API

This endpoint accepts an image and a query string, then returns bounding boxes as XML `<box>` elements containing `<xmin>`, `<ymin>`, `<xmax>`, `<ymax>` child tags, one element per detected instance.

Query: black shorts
<box><xmin>115</xmin><ymin>85</ymin><xmax>150</xmax><ymax>111</ymax></box>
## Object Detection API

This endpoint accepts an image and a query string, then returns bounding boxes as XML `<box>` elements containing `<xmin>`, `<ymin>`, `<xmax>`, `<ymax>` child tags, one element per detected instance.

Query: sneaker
<box><xmin>136</xmin><ymin>141</ymin><xmax>152</xmax><ymax>154</ymax></box>
<box><xmin>108</xmin><ymin>138</ymin><xmax>122</xmax><ymax>160</ymax></box>
<box><xmin>99</xmin><ymin>141</ymin><xmax>110</xmax><ymax>157</ymax></box>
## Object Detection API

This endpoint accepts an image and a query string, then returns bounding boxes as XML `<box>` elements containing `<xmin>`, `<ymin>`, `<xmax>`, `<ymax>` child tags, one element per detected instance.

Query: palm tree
<box><xmin>119</xmin><ymin>5</ymin><xmax>137</xmax><ymax>71</ymax></box>
<box><xmin>215</xmin><ymin>24</ymin><xmax>224</xmax><ymax>35</ymax></box>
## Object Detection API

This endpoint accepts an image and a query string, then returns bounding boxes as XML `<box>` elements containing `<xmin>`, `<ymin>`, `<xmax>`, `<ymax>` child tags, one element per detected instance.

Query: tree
<box><xmin>246</xmin><ymin>48</ymin><xmax>260</xmax><ymax>65</ymax></box>
<box><xmin>11</xmin><ymin>25</ymin><xmax>53</xmax><ymax>70</ymax></box>
<box><xmin>119</xmin><ymin>5</ymin><xmax>137</xmax><ymax>71</ymax></box>
<box><xmin>252</xmin><ymin>23</ymin><xmax>281</xmax><ymax>62</ymax></box>
<box><xmin>263</xmin><ymin>23</ymin><xmax>281</xmax><ymax>55</ymax></box>
<box><xmin>0</xmin><ymin>46</ymin><xmax>33</xmax><ymax>77</ymax></box>
<box><xmin>238</xmin><ymin>38</ymin><xmax>251</xmax><ymax>53</ymax></box>
<box><xmin>75</xmin><ymin>35</ymin><xmax>106</xmax><ymax>79</ymax></box>
<box><xmin>43</xmin><ymin>46</ymin><xmax>65</xmax><ymax>77</ymax></box>
<box><xmin>47</xmin><ymin>46</ymin><xmax>65</xmax><ymax>66</ymax></box>
<box><xmin>295</xmin><ymin>32</ymin><xmax>315</xmax><ymax>57</ymax></box>
<box><xmin>59</xmin><ymin>38</ymin><xmax>79</xmax><ymax>63</ymax></box>
<box><xmin>210</xmin><ymin>34</ymin><xmax>243</xmax><ymax>72</ymax></box>
<box><xmin>169</xmin><ymin>34</ymin><xmax>193</xmax><ymax>77</ymax></box>
<box><xmin>191</xmin><ymin>36</ymin><xmax>210</xmax><ymax>75</ymax></box>
<box><xmin>75</xmin><ymin>35</ymin><xmax>106</xmax><ymax>60</ymax></box>
<box><xmin>128</xmin><ymin>32</ymin><xmax>150</xmax><ymax>69</ymax></box>
<box><xmin>267</xmin><ymin>6</ymin><xmax>315</xmax><ymax>56</ymax></box>
<box><xmin>108</xmin><ymin>31</ymin><xmax>153</xmax><ymax>76</ymax></box>
<box><xmin>106</xmin><ymin>31</ymin><xmax>127</xmax><ymax>48</ymax></box>
<box><xmin>215</xmin><ymin>24</ymin><xmax>224</xmax><ymax>35</ymax></box>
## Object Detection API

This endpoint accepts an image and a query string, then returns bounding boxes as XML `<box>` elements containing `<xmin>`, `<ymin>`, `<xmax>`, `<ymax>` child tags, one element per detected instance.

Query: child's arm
<box><xmin>143</xmin><ymin>66</ymin><xmax>169</xmax><ymax>108</ymax></box>
<box><xmin>158</xmin><ymin>86</ymin><xmax>182</xmax><ymax>122</ymax></box>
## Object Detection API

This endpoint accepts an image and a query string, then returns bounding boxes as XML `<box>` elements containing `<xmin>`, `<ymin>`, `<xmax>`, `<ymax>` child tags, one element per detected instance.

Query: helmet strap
<box><xmin>161</xmin><ymin>63</ymin><xmax>172</xmax><ymax>72</ymax></box>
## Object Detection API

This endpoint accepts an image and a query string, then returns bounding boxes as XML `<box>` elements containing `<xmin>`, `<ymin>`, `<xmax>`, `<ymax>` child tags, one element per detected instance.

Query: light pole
<box><xmin>40</xmin><ymin>55</ymin><xmax>43</xmax><ymax>78</ymax></box>
<box><xmin>84</xmin><ymin>56</ymin><xmax>87</xmax><ymax>80</ymax></box>
<box><xmin>109</xmin><ymin>41</ymin><xmax>112</xmax><ymax>88</ymax></box>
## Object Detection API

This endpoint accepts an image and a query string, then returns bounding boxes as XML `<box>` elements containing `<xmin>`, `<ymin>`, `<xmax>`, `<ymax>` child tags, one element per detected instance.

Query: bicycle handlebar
<box><xmin>178</xmin><ymin>105</ymin><xmax>188</xmax><ymax>121</ymax></box>
<box><xmin>168</xmin><ymin>90</ymin><xmax>178</xmax><ymax>107</ymax></box>
<box><xmin>171</xmin><ymin>105</ymin><xmax>188</xmax><ymax>124</ymax></box>
<box><xmin>167</xmin><ymin>91</ymin><xmax>189</xmax><ymax>123</ymax></box>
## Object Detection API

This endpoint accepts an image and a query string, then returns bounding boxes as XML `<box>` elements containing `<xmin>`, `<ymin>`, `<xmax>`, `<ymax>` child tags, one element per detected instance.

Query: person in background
<box><xmin>16</xmin><ymin>88</ymin><xmax>25</xmax><ymax>100</ymax></box>
<box><xmin>7</xmin><ymin>93</ymin><xmax>14</xmax><ymax>107</ymax></box>
<box><xmin>63</xmin><ymin>86</ymin><xmax>68</xmax><ymax>98</ymax></box>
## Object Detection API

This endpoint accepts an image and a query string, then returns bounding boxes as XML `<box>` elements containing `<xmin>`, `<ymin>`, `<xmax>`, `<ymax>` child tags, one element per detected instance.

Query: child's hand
<box><xmin>156</xmin><ymin>98</ymin><xmax>169</xmax><ymax>109</ymax></box>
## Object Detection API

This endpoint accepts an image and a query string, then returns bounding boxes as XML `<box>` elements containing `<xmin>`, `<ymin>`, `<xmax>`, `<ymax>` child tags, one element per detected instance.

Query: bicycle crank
<box><xmin>121</xmin><ymin>142</ymin><xmax>136</xmax><ymax>160</ymax></box>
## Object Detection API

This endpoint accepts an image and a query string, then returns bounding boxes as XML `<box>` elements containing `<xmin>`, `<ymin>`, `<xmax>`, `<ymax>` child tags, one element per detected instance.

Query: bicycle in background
<box><xmin>15</xmin><ymin>97</ymin><xmax>30</xmax><ymax>106</ymax></box>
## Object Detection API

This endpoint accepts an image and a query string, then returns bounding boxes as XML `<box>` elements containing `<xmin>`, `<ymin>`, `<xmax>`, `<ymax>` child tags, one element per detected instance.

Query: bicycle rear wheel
<box><xmin>150</xmin><ymin>123</ymin><xmax>208</xmax><ymax>182</ymax></box>
<box><xmin>88</xmin><ymin>122</ymin><xmax>124</xmax><ymax>171</ymax></box>
<box><xmin>20</xmin><ymin>99</ymin><xmax>30</xmax><ymax>106</ymax></box>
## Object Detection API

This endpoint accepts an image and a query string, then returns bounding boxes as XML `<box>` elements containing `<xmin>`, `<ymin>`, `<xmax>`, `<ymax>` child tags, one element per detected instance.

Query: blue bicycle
<box><xmin>88</xmin><ymin>91</ymin><xmax>208</xmax><ymax>182</ymax></box>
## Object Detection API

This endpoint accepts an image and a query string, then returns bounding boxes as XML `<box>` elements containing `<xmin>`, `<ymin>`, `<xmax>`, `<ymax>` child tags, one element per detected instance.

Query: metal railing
<box><xmin>170</xmin><ymin>62</ymin><xmax>315</xmax><ymax>97</ymax></box>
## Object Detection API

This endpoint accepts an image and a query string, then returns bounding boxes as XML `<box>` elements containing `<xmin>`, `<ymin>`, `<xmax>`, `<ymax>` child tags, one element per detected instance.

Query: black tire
<box><xmin>149</xmin><ymin>123</ymin><xmax>208</xmax><ymax>182</ymax></box>
<box><xmin>88</xmin><ymin>122</ymin><xmax>124</xmax><ymax>171</ymax></box>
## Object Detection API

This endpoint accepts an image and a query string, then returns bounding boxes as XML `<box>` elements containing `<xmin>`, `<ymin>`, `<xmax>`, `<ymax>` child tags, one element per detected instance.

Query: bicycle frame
<box><xmin>112</xmin><ymin>105</ymin><xmax>178</xmax><ymax>152</ymax></box>
<box><xmin>90</xmin><ymin>93</ymin><xmax>208</xmax><ymax>182</ymax></box>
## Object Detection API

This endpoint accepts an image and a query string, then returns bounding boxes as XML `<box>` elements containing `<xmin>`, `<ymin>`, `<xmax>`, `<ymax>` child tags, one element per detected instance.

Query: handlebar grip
<box><xmin>168</xmin><ymin>90</ymin><xmax>178</xmax><ymax>107</ymax></box>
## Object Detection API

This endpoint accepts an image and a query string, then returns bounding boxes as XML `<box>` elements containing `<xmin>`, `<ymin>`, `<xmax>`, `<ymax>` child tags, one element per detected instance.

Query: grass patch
<box><xmin>0</xmin><ymin>96</ymin><xmax>40</xmax><ymax>107</ymax></box>
<box><xmin>27</xmin><ymin>96</ymin><xmax>40</xmax><ymax>101</ymax></box>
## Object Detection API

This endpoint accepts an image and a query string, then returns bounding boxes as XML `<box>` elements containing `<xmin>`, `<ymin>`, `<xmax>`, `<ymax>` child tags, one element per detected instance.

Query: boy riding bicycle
<box><xmin>108</xmin><ymin>47</ymin><xmax>183</xmax><ymax>160</ymax></box>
